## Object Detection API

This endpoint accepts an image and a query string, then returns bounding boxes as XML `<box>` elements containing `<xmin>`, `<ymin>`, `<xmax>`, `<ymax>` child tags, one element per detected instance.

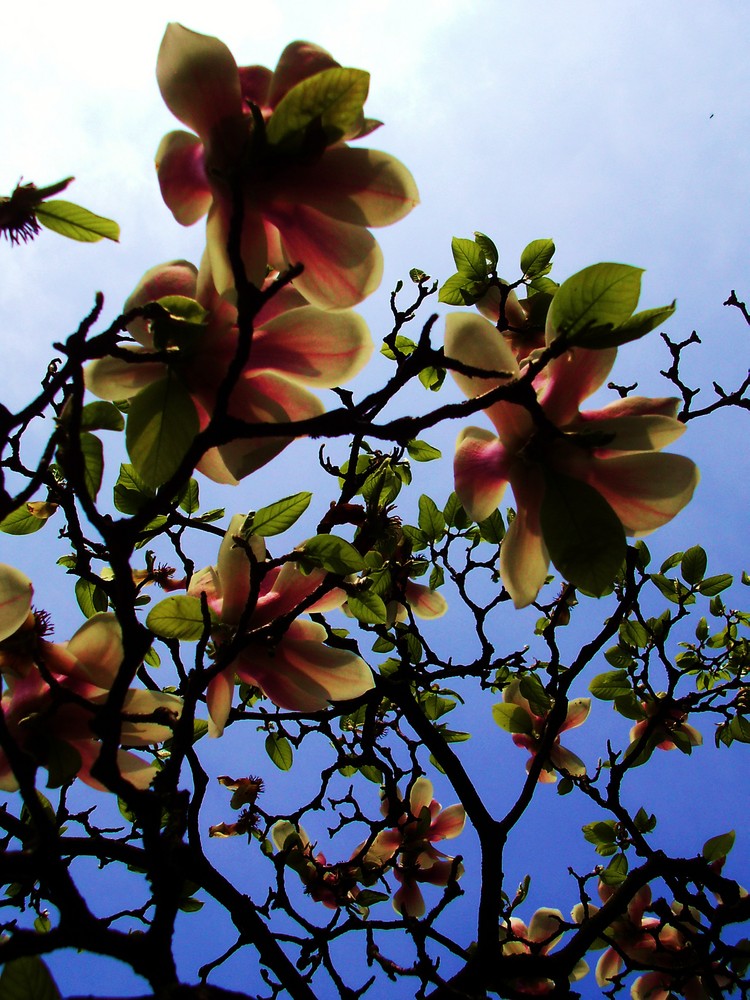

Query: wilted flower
<box><xmin>155</xmin><ymin>25</ymin><xmax>418</xmax><ymax>308</ymax></box>
<box><xmin>445</xmin><ymin>313</ymin><xmax>699</xmax><ymax>607</ymax></box>
<box><xmin>85</xmin><ymin>261</ymin><xmax>372</xmax><ymax>484</ymax></box>
<box><xmin>188</xmin><ymin>516</ymin><xmax>373</xmax><ymax>734</ymax></box>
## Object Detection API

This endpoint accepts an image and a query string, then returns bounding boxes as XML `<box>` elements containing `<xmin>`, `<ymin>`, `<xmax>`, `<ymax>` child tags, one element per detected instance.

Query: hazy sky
<box><xmin>1</xmin><ymin>2</ymin><xmax>749</xmax><ymax>997</ymax></box>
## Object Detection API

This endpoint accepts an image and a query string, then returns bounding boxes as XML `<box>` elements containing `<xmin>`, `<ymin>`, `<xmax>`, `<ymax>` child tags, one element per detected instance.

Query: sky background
<box><xmin>1</xmin><ymin>1</ymin><xmax>749</xmax><ymax>997</ymax></box>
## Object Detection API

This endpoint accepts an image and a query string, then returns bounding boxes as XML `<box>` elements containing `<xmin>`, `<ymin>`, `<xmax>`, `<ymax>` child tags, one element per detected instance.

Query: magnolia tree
<box><xmin>0</xmin><ymin>23</ymin><xmax>749</xmax><ymax>1000</ymax></box>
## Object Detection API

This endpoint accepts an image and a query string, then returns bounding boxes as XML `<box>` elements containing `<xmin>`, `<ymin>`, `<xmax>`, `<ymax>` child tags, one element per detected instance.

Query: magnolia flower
<box><xmin>629</xmin><ymin>694</ymin><xmax>703</xmax><ymax>753</ymax></box>
<box><xmin>572</xmin><ymin>882</ymin><xmax>661</xmax><ymax>987</ymax></box>
<box><xmin>272</xmin><ymin>820</ymin><xmax>364</xmax><ymax>910</ymax></box>
<box><xmin>0</xmin><ymin>609</ymin><xmax>181</xmax><ymax>792</ymax></box>
<box><xmin>445</xmin><ymin>313</ymin><xmax>699</xmax><ymax>607</ymax></box>
<box><xmin>188</xmin><ymin>515</ymin><xmax>374</xmax><ymax>734</ymax></box>
<box><xmin>365</xmin><ymin>776</ymin><xmax>465</xmax><ymax>916</ymax></box>
<box><xmin>155</xmin><ymin>25</ymin><xmax>418</xmax><ymax>308</ymax></box>
<box><xmin>498</xmin><ymin>679</ymin><xmax>590</xmax><ymax>783</ymax></box>
<box><xmin>499</xmin><ymin>907</ymin><xmax>589</xmax><ymax>994</ymax></box>
<box><xmin>85</xmin><ymin>261</ymin><xmax>372</xmax><ymax>484</ymax></box>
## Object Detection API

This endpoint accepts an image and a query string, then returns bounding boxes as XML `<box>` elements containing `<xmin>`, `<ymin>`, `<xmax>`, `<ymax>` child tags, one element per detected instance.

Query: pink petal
<box><xmin>429</xmin><ymin>804</ymin><xmax>466</xmax><ymax>841</ymax></box>
<box><xmin>631</xmin><ymin>971</ymin><xmax>672</xmax><ymax>1000</ymax></box>
<box><xmin>206</xmin><ymin>669</ymin><xmax>235</xmax><ymax>738</ymax></box>
<box><xmin>155</xmin><ymin>131</ymin><xmax>213</xmax><ymax>226</ymax></box>
<box><xmin>254</xmin><ymin>565</ymin><xmax>330</xmax><ymax>625</ymax></box>
<box><xmin>276</xmin><ymin>147</ymin><xmax>419</xmax><ymax>228</ymax></box>
<box><xmin>585</xmin><ymin>453</ymin><xmax>699</xmax><ymax>534</ymax></box>
<box><xmin>121</xmin><ymin>690</ymin><xmax>182</xmax><ymax>746</ymax></box>
<box><xmin>204</xmin><ymin>198</ymin><xmax>269</xmax><ymax>298</ymax></box>
<box><xmin>561</xmin><ymin>697</ymin><xmax>591</xmax><ymax>732</ymax></box>
<box><xmin>234</xmin><ymin>619</ymin><xmax>373</xmax><ymax>712</ymax></box>
<box><xmin>0</xmin><ymin>564</ymin><xmax>33</xmax><ymax>642</ymax></box>
<box><xmin>540</xmin><ymin>348</ymin><xmax>616</xmax><ymax>426</ymax></box>
<box><xmin>575</xmin><ymin>413</ymin><xmax>686</xmax><ymax>455</ymax></box>
<box><xmin>500</xmin><ymin>465</ymin><xmax>550</xmax><ymax>608</ymax></box>
<box><xmin>157</xmin><ymin>23</ymin><xmax>243</xmax><ymax>138</ymax></box>
<box><xmin>596</xmin><ymin>948</ymin><xmax>623</xmax><ymax>986</ymax></box>
<box><xmin>548</xmin><ymin>744</ymin><xmax>587</xmax><ymax>777</ymax></box>
<box><xmin>251</xmin><ymin>306</ymin><xmax>373</xmax><ymax>386</ymax></box>
<box><xmin>364</xmin><ymin>828</ymin><xmax>403</xmax><ymax>864</ymax></box>
<box><xmin>453</xmin><ymin>426</ymin><xmax>510</xmax><ymax>523</ymax></box>
<box><xmin>393</xmin><ymin>877</ymin><xmax>426</xmax><ymax>917</ymax></box>
<box><xmin>66</xmin><ymin>614</ymin><xmax>124</xmax><ymax>690</ymax></box>
<box><xmin>403</xmin><ymin>582</ymin><xmax>448</xmax><ymax>620</ymax></box>
<box><xmin>267</xmin><ymin>202</ymin><xmax>383</xmax><ymax>309</ymax></box>
<box><xmin>238</xmin><ymin>65</ymin><xmax>272</xmax><ymax>110</ymax></box>
<box><xmin>526</xmin><ymin>908</ymin><xmax>564</xmax><ymax>947</ymax></box>
<box><xmin>215</xmin><ymin>514</ymin><xmax>255</xmax><ymax>625</ymax></box>
<box><xmin>84</xmin><ymin>352</ymin><xmax>165</xmax><ymax>402</ymax></box>
<box><xmin>409</xmin><ymin>777</ymin><xmax>434</xmax><ymax>816</ymax></box>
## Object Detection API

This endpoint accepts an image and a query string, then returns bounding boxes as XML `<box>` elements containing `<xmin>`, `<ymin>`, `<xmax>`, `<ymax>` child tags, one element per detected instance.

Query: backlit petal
<box><xmin>207</xmin><ymin>670</ymin><xmax>235</xmax><ymax>738</ymax></box>
<box><xmin>204</xmin><ymin>198</ymin><xmax>268</xmax><ymax>298</ymax></box>
<box><xmin>0</xmin><ymin>564</ymin><xmax>33</xmax><ymax>642</ymax></box>
<box><xmin>404</xmin><ymin>582</ymin><xmax>448</xmax><ymax>620</ymax></box>
<box><xmin>541</xmin><ymin>348</ymin><xmax>616</xmax><ymax>426</ymax></box>
<box><xmin>215</xmin><ymin>513</ymin><xmax>255</xmax><ymax>623</ymax></box>
<box><xmin>251</xmin><ymin>306</ymin><xmax>373</xmax><ymax>386</ymax></box>
<box><xmin>268</xmin><ymin>41</ymin><xmax>340</xmax><ymax>107</ymax></box>
<box><xmin>66</xmin><ymin>614</ymin><xmax>124</xmax><ymax>690</ymax></box>
<box><xmin>123</xmin><ymin>259</ymin><xmax>198</xmax><ymax>345</ymax></box>
<box><xmin>155</xmin><ymin>131</ymin><xmax>212</xmax><ymax>226</ymax></box>
<box><xmin>453</xmin><ymin>426</ymin><xmax>510</xmax><ymax>523</ymax></box>
<box><xmin>84</xmin><ymin>352</ymin><xmax>165</xmax><ymax>402</ymax></box>
<box><xmin>586</xmin><ymin>453</ymin><xmax>699</xmax><ymax>534</ymax></box>
<box><xmin>500</xmin><ymin>466</ymin><xmax>549</xmax><ymax>608</ymax></box>
<box><xmin>269</xmin><ymin>202</ymin><xmax>383</xmax><ymax>309</ymax></box>
<box><xmin>157</xmin><ymin>23</ymin><xmax>243</xmax><ymax>138</ymax></box>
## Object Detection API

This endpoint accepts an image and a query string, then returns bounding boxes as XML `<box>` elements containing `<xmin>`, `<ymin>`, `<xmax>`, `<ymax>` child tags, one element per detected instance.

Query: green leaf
<box><xmin>582</xmin><ymin>820</ymin><xmax>618</xmax><ymax>853</ymax></box>
<box><xmin>604</xmin><ymin>645</ymin><xmax>634</xmax><ymax>669</ymax></box>
<box><xmin>146</xmin><ymin>595</ymin><xmax>217</xmax><ymax>641</ymax></box>
<box><xmin>540</xmin><ymin>470</ymin><xmax>626</xmax><ymax>596</ymax></box>
<box><xmin>577</xmin><ymin>302</ymin><xmax>676</xmax><ymax>349</ymax></box>
<box><xmin>178</xmin><ymin>896</ymin><xmax>204</xmax><ymax>913</ymax></box>
<box><xmin>266</xmin><ymin>67</ymin><xmax>370</xmax><ymax>147</ymax></box>
<box><xmin>418</xmin><ymin>365</ymin><xmax>445</xmax><ymax>392</ymax></box>
<box><xmin>438</xmin><ymin>272</ymin><xmax>488</xmax><ymax>306</ymax></box>
<box><xmin>380</xmin><ymin>334</ymin><xmax>416</xmax><ymax>360</ymax></box>
<box><xmin>402</xmin><ymin>524</ymin><xmax>428</xmax><ymax>551</ymax></box>
<box><xmin>0</xmin><ymin>956</ymin><xmax>62</xmax><ymax>1000</ymax></box>
<box><xmin>546</xmin><ymin>263</ymin><xmax>643</xmax><ymax>346</ymax></box>
<box><xmin>634</xmin><ymin>807</ymin><xmax>657</xmax><ymax>833</ymax></box>
<box><xmin>443</xmin><ymin>492</ymin><xmax>471</xmax><ymax>529</ymax></box>
<box><xmin>80</xmin><ymin>431</ymin><xmax>104</xmax><ymax>500</ymax></box>
<box><xmin>359</xmin><ymin>764</ymin><xmax>382</xmax><ymax>784</ymax></box>
<box><xmin>451</xmin><ymin>237</ymin><xmax>489</xmax><ymax>281</ymax></box>
<box><xmin>589</xmin><ymin>670</ymin><xmax>632</xmax><ymax>701</ymax></box>
<box><xmin>697</xmin><ymin>574</ymin><xmax>733</xmax><ymax>597</ymax></box>
<box><xmin>600</xmin><ymin>853</ymin><xmax>629</xmax><ymax>887</ymax></box>
<box><xmin>702</xmin><ymin>829</ymin><xmax>735</xmax><ymax>862</ymax></box>
<box><xmin>680</xmin><ymin>546</ymin><xmax>708</xmax><ymax>585</ymax></box>
<box><xmin>247</xmin><ymin>492</ymin><xmax>312</xmax><ymax>537</ymax></box>
<box><xmin>81</xmin><ymin>401</ymin><xmax>124</xmax><ymax>432</ymax></box>
<box><xmin>418</xmin><ymin>495</ymin><xmax>446</xmax><ymax>542</ymax></box>
<box><xmin>473</xmin><ymin>231</ymin><xmax>498</xmax><ymax>269</ymax></box>
<box><xmin>520</xmin><ymin>239</ymin><xmax>555</xmax><ymax>279</ymax></box>
<box><xmin>406</xmin><ymin>439</ymin><xmax>441</xmax><ymax>462</ymax></box>
<box><xmin>429</xmin><ymin>565</ymin><xmax>444</xmax><ymax>590</ymax></box>
<box><xmin>492</xmin><ymin>702</ymin><xmax>533</xmax><ymax>735</ymax></box>
<box><xmin>619</xmin><ymin>620</ymin><xmax>651</xmax><ymax>648</ymax></box>
<box><xmin>178</xmin><ymin>478</ymin><xmax>200</xmax><ymax>515</ymax></box>
<box><xmin>478</xmin><ymin>509</ymin><xmax>505</xmax><ymax>544</ymax></box>
<box><xmin>75</xmin><ymin>578</ymin><xmax>108</xmax><ymax>619</ymax></box>
<box><xmin>126</xmin><ymin>374</ymin><xmax>199</xmax><ymax>489</ymax></box>
<box><xmin>265</xmin><ymin>733</ymin><xmax>293</xmax><ymax>771</ymax></box>
<box><xmin>46</xmin><ymin>738</ymin><xmax>82</xmax><ymax>789</ymax></box>
<box><xmin>35</xmin><ymin>199</ymin><xmax>119</xmax><ymax>242</ymax></box>
<box><xmin>299</xmin><ymin>535</ymin><xmax>365</xmax><ymax>575</ymax></box>
<box><xmin>347</xmin><ymin>589</ymin><xmax>388</xmax><ymax>625</ymax></box>
<box><xmin>0</xmin><ymin>504</ymin><xmax>47</xmax><ymax>535</ymax></box>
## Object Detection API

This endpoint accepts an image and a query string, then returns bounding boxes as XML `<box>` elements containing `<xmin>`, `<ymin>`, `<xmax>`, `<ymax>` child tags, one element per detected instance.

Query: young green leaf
<box><xmin>80</xmin><ymin>432</ymin><xmax>104</xmax><ymax>500</ymax></box>
<box><xmin>520</xmin><ymin>238</ymin><xmax>555</xmax><ymax>279</ymax></box>
<box><xmin>178</xmin><ymin>478</ymin><xmax>200</xmax><ymax>515</ymax></box>
<box><xmin>247</xmin><ymin>492</ymin><xmax>312</xmax><ymax>537</ymax></box>
<box><xmin>126</xmin><ymin>374</ymin><xmax>199</xmax><ymax>489</ymax></box>
<box><xmin>473</xmin><ymin>231</ymin><xmax>499</xmax><ymax>269</ymax></box>
<box><xmin>299</xmin><ymin>535</ymin><xmax>365</xmax><ymax>575</ymax></box>
<box><xmin>266</xmin><ymin>67</ymin><xmax>370</xmax><ymax>147</ymax></box>
<box><xmin>265</xmin><ymin>733</ymin><xmax>294</xmax><ymax>771</ymax></box>
<box><xmin>0</xmin><ymin>956</ymin><xmax>62</xmax><ymax>1000</ymax></box>
<box><xmin>35</xmin><ymin>200</ymin><xmax>120</xmax><ymax>242</ymax></box>
<box><xmin>540</xmin><ymin>470</ymin><xmax>626</xmax><ymax>596</ymax></box>
<box><xmin>406</xmin><ymin>439</ymin><xmax>441</xmax><ymax>462</ymax></box>
<box><xmin>146</xmin><ymin>595</ymin><xmax>217</xmax><ymax>641</ymax></box>
<box><xmin>418</xmin><ymin>495</ymin><xmax>446</xmax><ymax>542</ymax></box>
<box><xmin>546</xmin><ymin>262</ymin><xmax>643</xmax><ymax>346</ymax></box>
<box><xmin>80</xmin><ymin>401</ymin><xmax>125</xmax><ymax>432</ymax></box>
<box><xmin>451</xmin><ymin>237</ymin><xmax>488</xmax><ymax>282</ymax></box>
<box><xmin>492</xmin><ymin>703</ymin><xmax>533</xmax><ymax>735</ymax></box>
<box><xmin>347</xmin><ymin>589</ymin><xmax>388</xmax><ymax>625</ymax></box>
<box><xmin>75</xmin><ymin>578</ymin><xmax>108</xmax><ymax>619</ymax></box>
<box><xmin>0</xmin><ymin>504</ymin><xmax>48</xmax><ymax>535</ymax></box>
<box><xmin>438</xmin><ymin>272</ymin><xmax>488</xmax><ymax>306</ymax></box>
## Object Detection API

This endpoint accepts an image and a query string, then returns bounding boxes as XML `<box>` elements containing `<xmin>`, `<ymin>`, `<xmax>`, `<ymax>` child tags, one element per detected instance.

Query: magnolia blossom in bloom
<box><xmin>0</xmin><ymin>590</ymin><xmax>181</xmax><ymax>791</ymax></box>
<box><xmin>499</xmin><ymin>907</ymin><xmax>589</xmax><ymax>994</ymax></box>
<box><xmin>365</xmin><ymin>776</ymin><xmax>466</xmax><ymax>916</ymax></box>
<box><xmin>272</xmin><ymin>820</ymin><xmax>364</xmax><ymax>910</ymax></box>
<box><xmin>445</xmin><ymin>313</ymin><xmax>699</xmax><ymax>607</ymax></box>
<box><xmin>188</xmin><ymin>515</ymin><xmax>374</xmax><ymax>734</ymax></box>
<box><xmin>155</xmin><ymin>25</ymin><xmax>419</xmax><ymax>308</ymax></box>
<box><xmin>629</xmin><ymin>694</ymin><xmax>703</xmax><ymax>753</ymax></box>
<box><xmin>572</xmin><ymin>882</ymin><xmax>661</xmax><ymax>987</ymax></box>
<box><xmin>85</xmin><ymin>261</ymin><xmax>372</xmax><ymax>484</ymax></box>
<box><xmin>500</xmin><ymin>678</ymin><xmax>590</xmax><ymax>783</ymax></box>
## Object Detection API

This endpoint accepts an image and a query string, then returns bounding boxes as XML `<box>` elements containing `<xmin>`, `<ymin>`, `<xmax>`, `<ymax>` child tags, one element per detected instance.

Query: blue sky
<box><xmin>1</xmin><ymin>1</ymin><xmax>749</xmax><ymax>997</ymax></box>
